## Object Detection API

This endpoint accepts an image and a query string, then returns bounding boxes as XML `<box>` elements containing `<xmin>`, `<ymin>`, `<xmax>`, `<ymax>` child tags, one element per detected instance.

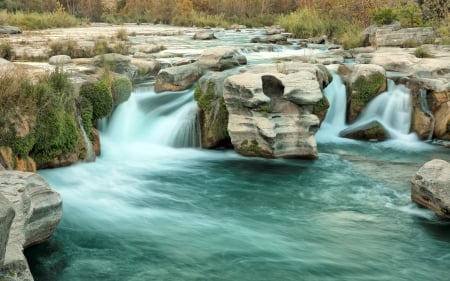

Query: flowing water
<box><xmin>25</xmin><ymin>29</ymin><xmax>450</xmax><ymax>281</ymax></box>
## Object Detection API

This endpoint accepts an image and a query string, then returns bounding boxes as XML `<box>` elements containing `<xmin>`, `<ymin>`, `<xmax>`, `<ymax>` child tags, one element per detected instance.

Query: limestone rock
<box><xmin>434</xmin><ymin>101</ymin><xmax>450</xmax><ymax>140</ymax></box>
<box><xmin>49</xmin><ymin>55</ymin><xmax>72</xmax><ymax>65</ymax></box>
<box><xmin>223</xmin><ymin>62</ymin><xmax>329</xmax><ymax>159</ymax></box>
<box><xmin>131</xmin><ymin>59</ymin><xmax>161</xmax><ymax>83</ymax></box>
<box><xmin>0</xmin><ymin>171</ymin><xmax>62</xmax><ymax>281</ymax></box>
<box><xmin>411</xmin><ymin>159</ymin><xmax>450</xmax><ymax>219</ymax></box>
<box><xmin>0</xmin><ymin>26</ymin><xmax>21</xmax><ymax>35</ymax></box>
<box><xmin>363</xmin><ymin>24</ymin><xmax>435</xmax><ymax>47</ymax></box>
<box><xmin>0</xmin><ymin>194</ymin><xmax>14</xmax><ymax>267</ymax></box>
<box><xmin>251</xmin><ymin>34</ymin><xmax>289</xmax><ymax>45</ymax></box>
<box><xmin>193</xmin><ymin>30</ymin><xmax>216</xmax><ymax>40</ymax></box>
<box><xmin>197</xmin><ymin>46</ymin><xmax>247</xmax><ymax>71</ymax></box>
<box><xmin>339</xmin><ymin>120</ymin><xmax>388</xmax><ymax>141</ymax></box>
<box><xmin>346</xmin><ymin>64</ymin><xmax>387</xmax><ymax>123</ymax></box>
<box><xmin>92</xmin><ymin>53</ymin><xmax>137</xmax><ymax>80</ymax></box>
<box><xmin>154</xmin><ymin>63</ymin><xmax>202</xmax><ymax>93</ymax></box>
<box><xmin>265</xmin><ymin>26</ymin><xmax>283</xmax><ymax>35</ymax></box>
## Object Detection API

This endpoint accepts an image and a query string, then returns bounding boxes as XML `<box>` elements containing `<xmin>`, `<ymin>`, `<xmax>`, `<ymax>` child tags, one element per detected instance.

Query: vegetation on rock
<box><xmin>352</xmin><ymin>72</ymin><xmax>386</xmax><ymax>107</ymax></box>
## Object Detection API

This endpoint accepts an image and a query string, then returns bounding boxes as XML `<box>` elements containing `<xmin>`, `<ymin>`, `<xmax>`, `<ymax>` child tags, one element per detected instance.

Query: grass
<box><xmin>414</xmin><ymin>47</ymin><xmax>434</xmax><ymax>58</ymax></box>
<box><xmin>1</xmin><ymin>10</ymin><xmax>82</xmax><ymax>30</ymax></box>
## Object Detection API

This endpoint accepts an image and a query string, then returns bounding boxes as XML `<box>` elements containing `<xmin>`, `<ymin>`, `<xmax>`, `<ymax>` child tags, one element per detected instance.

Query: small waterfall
<box><xmin>322</xmin><ymin>73</ymin><xmax>347</xmax><ymax>133</ymax></box>
<box><xmin>103</xmin><ymin>87</ymin><xmax>201</xmax><ymax>148</ymax></box>
<box><xmin>419</xmin><ymin>89</ymin><xmax>435</xmax><ymax>141</ymax></box>
<box><xmin>77</xmin><ymin>116</ymin><xmax>96</xmax><ymax>162</ymax></box>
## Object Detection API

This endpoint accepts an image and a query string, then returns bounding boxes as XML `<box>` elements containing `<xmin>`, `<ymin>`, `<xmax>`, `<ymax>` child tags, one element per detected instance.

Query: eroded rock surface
<box><xmin>411</xmin><ymin>159</ymin><xmax>450</xmax><ymax>219</ymax></box>
<box><xmin>0</xmin><ymin>171</ymin><xmax>62</xmax><ymax>281</ymax></box>
<box><xmin>223</xmin><ymin>62</ymin><xmax>330</xmax><ymax>159</ymax></box>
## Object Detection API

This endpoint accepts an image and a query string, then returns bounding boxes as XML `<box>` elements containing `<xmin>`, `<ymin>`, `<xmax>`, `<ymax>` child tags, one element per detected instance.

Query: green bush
<box><xmin>0</xmin><ymin>43</ymin><xmax>15</xmax><ymax>60</ymax></box>
<box><xmin>79</xmin><ymin>96</ymin><xmax>94</xmax><ymax>139</ymax></box>
<box><xmin>370</xmin><ymin>8</ymin><xmax>397</xmax><ymax>25</ymax></box>
<box><xmin>6</xmin><ymin>10</ymin><xmax>81</xmax><ymax>30</ymax></box>
<box><xmin>414</xmin><ymin>47</ymin><xmax>434</xmax><ymax>58</ymax></box>
<box><xmin>352</xmin><ymin>72</ymin><xmax>386</xmax><ymax>106</ymax></box>
<box><xmin>276</xmin><ymin>8</ymin><xmax>337</xmax><ymax>38</ymax></box>
<box><xmin>336</xmin><ymin>22</ymin><xmax>364</xmax><ymax>50</ymax></box>
<box><xmin>111</xmin><ymin>76</ymin><xmax>132</xmax><ymax>107</ymax></box>
<box><xmin>80</xmin><ymin>81</ymin><xmax>113</xmax><ymax>121</ymax></box>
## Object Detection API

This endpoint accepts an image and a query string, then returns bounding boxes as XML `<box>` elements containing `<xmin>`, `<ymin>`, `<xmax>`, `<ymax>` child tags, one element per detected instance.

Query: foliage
<box><xmin>414</xmin><ymin>47</ymin><xmax>434</xmax><ymax>58</ymax></box>
<box><xmin>370</xmin><ymin>7</ymin><xmax>397</xmax><ymax>25</ymax></box>
<box><xmin>0</xmin><ymin>42</ymin><xmax>15</xmax><ymax>60</ymax></box>
<box><xmin>111</xmin><ymin>76</ymin><xmax>132</xmax><ymax>107</ymax></box>
<box><xmin>397</xmin><ymin>2</ymin><xmax>423</xmax><ymax>27</ymax></box>
<box><xmin>336</xmin><ymin>22</ymin><xmax>365</xmax><ymax>49</ymax></box>
<box><xmin>5</xmin><ymin>10</ymin><xmax>81</xmax><ymax>30</ymax></box>
<box><xmin>79</xmin><ymin>96</ymin><xmax>93</xmax><ymax>139</ymax></box>
<box><xmin>312</xmin><ymin>96</ymin><xmax>330</xmax><ymax>115</ymax></box>
<box><xmin>80</xmin><ymin>81</ymin><xmax>113</xmax><ymax>121</ymax></box>
<box><xmin>277</xmin><ymin>8</ymin><xmax>333</xmax><ymax>38</ymax></box>
<box><xmin>352</xmin><ymin>72</ymin><xmax>386</xmax><ymax>106</ymax></box>
<box><xmin>116</xmin><ymin>28</ymin><xmax>128</xmax><ymax>41</ymax></box>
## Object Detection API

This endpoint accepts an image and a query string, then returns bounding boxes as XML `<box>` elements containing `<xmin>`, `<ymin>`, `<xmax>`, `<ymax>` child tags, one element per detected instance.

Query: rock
<box><xmin>411</xmin><ymin>159</ymin><xmax>450</xmax><ymax>219</ymax></box>
<box><xmin>197</xmin><ymin>46</ymin><xmax>247</xmax><ymax>71</ymax></box>
<box><xmin>223</xmin><ymin>62</ymin><xmax>329</xmax><ymax>159</ymax></box>
<box><xmin>49</xmin><ymin>55</ymin><xmax>72</xmax><ymax>65</ymax></box>
<box><xmin>0</xmin><ymin>171</ymin><xmax>62</xmax><ymax>280</ymax></box>
<box><xmin>131</xmin><ymin>59</ymin><xmax>161</xmax><ymax>83</ymax></box>
<box><xmin>155</xmin><ymin>63</ymin><xmax>202</xmax><ymax>92</ymax></box>
<box><xmin>434</xmin><ymin>101</ymin><xmax>450</xmax><ymax>140</ymax></box>
<box><xmin>0</xmin><ymin>26</ymin><xmax>21</xmax><ymax>35</ymax></box>
<box><xmin>346</xmin><ymin>64</ymin><xmax>387</xmax><ymax>123</ymax></box>
<box><xmin>363</xmin><ymin>24</ymin><xmax>436</xmax><ymax>47</ymax></box>
<box><xmin>0</xmin><ymin>147</ymin><xmax>15</xmax><ymax>171</ymax></box>
<box><xmin>339</xmin><ymin>120</ymin><xmax>388</xmax><ymax>141</ymax></box>
<box><xmin>356</xmin><ymin>52</ymin><xmax>419</xmax><ymax>73</ymax></box>
<box><xmin>313</xmin><ymin>53</ymin><xmax>344</xmax><ymax>65</ymax></box>
<box><xmin>193</xmin><ymin>30</ymin><xmax>216</xmax><ymax>40</ymax></box>
<box><xmin>92</xmin><ymin>53</ymin><xmax>137</xmax><ymax>81</ymax></box>
<box><xmin>130</xmin><ymin>43</ymin><xmax>165</xmax><ymax>54</ymax></box>
<box><xmin>265</xmin><ymin>26</ymin><xmax>283</xmax><ymax>35</ymax></box>
<box><xmin>0</xmin><ymin>194</ymin><xmax>14</xmax><ymax>267</ymax></box>
<box><xmin>251</xmin><ymin>34</ymin><xmax>289</xmax><ymax>45</ymax></box>
<box><xmin>0</xmin><ymin>58</ymin><xmax>16</xmax><ymax>72</ymax></box>
<box><xmin>412</xmin><ymin>107</ymin><xmax>433</xmax><ymax>140</ymax></box>
<box><xmin>39</xmin><ymin>152</ymin><xmax>79</xmax><ymax>169</ymax></box>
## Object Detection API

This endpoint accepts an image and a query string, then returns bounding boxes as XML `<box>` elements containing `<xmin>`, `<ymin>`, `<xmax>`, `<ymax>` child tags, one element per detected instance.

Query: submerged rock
<box><xmin>0</xmin><ymin>171</ymin><xmax>62</xmax><ymax>280</ymax></box>
<box><xmin>411</xmin><ymin>159</ymin><xmax>450</xmax><ymax>219</ymax></box>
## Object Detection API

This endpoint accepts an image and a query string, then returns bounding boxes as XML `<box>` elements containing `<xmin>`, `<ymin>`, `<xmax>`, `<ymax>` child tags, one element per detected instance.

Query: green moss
<box><xmin>80</xmin><ymin>96</ymin><xmax>94</xmax><ymax>139</ymax></box>
<box><xmin>352</xmin><ymin>72</ymin><xmax>386</xmax><ymax>107</ymax></box>
<box><xmin>80</xmin><ymin>81</ymin><xmax>113</xmax><ymax>121</ymax></box>
<box><xmin>111</xmin><ymin>76</ymin><xmax>132</xmax><ymax>107</ymax></box>
<box><xmin>312</xmin><ymin>96</ymin><xmax>330</xmax><ymax>115</ymax></box>
<box><xmin>256</xmin><ymin>104</ymin><xmax>272</xmax><ymax>118</ymax></box>
<box><xmin>11</xmin><ymin>134</ymin><xmax>36</xmax><ymax>157</ymax></box>
<box><xmin>239</xmin><ymin>139</ymin><xmax>272</xmax><ymax>157</ymax></box>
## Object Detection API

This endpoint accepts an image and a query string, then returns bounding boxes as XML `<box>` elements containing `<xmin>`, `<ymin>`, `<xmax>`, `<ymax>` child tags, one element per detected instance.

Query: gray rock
<box><xmin>0</xmin><ymin>26</ymin><xmax>21</xmax><ymax>35</ymax></box>
<box><xmin>363</xmin><ymin>24</ymin><xmax>436</xmax><ymax>47</ymax></box>
<box><xmin>251</xmin><ymin>34</ymin><xmax>289</xmax><ymax>44</ymax></box>
<box><xmin>193</xmin><ymin>30</ymin><xmax>216</xmax><ymax>40</ymax></box>
<box><xmin>223</xmin><ymin>62</ymin><xmax>329</xmax><ymax>159</ymax></box>
<box><xmin>411</xmin><ymin>159</ymin><xmax>450</xmax><ymax>219</ymax></box>
<box><xmin>0</xmin><ymin>195</ymin><xmax>14</xmax><ymax>267</ymax></box>
<box><xmin>49</xmin><ymin>55</ymin><xmax>72</xmax><ymax>65</ymax></box>
<box><xmin>154</xmin><ymin>63</ymin><xmax>202</xmax><ymax>92</ymax></box>
<box><xmin>0</xmin><ymin>171</ymin><xmax>62</xmax><ymax>281</ymax></box>
<box><xmin>92</xmin><ymin>53</ymin><xmax>137</xmax><ymax>80</ymax></box>
<box><xmin>197</xmin><ymin>46</ymin><xmax>247</xmax><ymax>71</ymax></box>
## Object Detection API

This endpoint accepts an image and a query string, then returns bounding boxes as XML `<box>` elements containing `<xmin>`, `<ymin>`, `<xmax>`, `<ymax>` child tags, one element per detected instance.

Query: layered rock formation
<box><xmin>362</xmin><ymin>23</ymin><xmax>436</xmax><ymax>47</ymax></box>
<box><xmin>223</xmin><ymin>62</ymin><xmax>331</xmax><ymax>159</ymax></box>
<box><xmin>411</xmin><ymin>159</ymin><xmax>450</xmax><ymax>219</ymax></box>
<box><xmin>0</xmin><ymin>171</ymin><xmax>62</xmax><ymax>281</ymax></box>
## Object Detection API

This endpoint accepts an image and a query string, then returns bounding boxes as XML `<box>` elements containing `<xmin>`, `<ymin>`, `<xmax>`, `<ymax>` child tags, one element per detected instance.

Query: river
<box><xmin>26</xmin><ymin>27</ymin><xmax>450</xmax><ymax>281</ymax></box>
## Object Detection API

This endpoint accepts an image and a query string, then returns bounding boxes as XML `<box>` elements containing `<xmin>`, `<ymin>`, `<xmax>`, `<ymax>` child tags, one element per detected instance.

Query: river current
<box><xmin>25</xmin><ymin>26</ymin><xmax>450</xmax><ymax>281</ymax></box>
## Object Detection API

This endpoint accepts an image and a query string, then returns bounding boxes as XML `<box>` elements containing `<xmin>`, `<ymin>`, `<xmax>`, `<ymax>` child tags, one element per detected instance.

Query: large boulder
<box><xmin>223</xmin><ymin>62</ymin><xmax>330</xmax><ymax>159</ymax></box>
<box><xmin>0</xmin><ymin>195</ymin><xmax>14</xmax><ymax>267</ymax></box>
<box><xmin>411</xmin><ymin>159</ymin><xmax>450</xmax><ymax>219</ymax></box>
<box><xmin>363</xmin><ymin>23</ymin><xmax>436</xmax><ymax>47</ymax></box>
<box><xmin>196</xmin><ymin>46</ymin><xmax>247</xmax><ymax>71</ymax></box>
<box><xmin>154</xmin><ymin>63</ymin><xmax>202</xmax><ymax>93</ymax></box>
<box><xmin>92</xmin><ymin>53</ymin><xmax>137</xmax><ymax>81</ymax></box>
<box><xmin>0</xmin><ymin>171</ymin><xmax>62</xmax><ymax>280</ymax></box>
<box><xmin>345</xmin><ymin>64</ymin><xmax>387</xmax><ymax>123</ymax></box>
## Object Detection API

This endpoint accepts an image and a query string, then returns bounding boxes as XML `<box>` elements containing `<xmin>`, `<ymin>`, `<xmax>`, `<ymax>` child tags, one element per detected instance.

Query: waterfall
<box><xmin>102</xmin><ymin>87</ymin><xmax>201</xmax><ymax>149</ymax></box>
<box><xmin>419</xmin><ymin>89</ymin><xmax>435</xmax><ymax>141</ymax></box>
<box><xmin>77</xmin><ymin>116</ymin><xmax>96</xmax><ymax>162</ymax></box>
<box><xmin>318</xmin><ymin>76</ymin><xmax>418</xmax><ymax>142</ymax></box>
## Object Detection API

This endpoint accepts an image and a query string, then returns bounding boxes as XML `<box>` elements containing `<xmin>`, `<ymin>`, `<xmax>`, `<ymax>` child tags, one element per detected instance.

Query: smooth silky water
<box><xmin>26</xmin><ymin>30</ymin><xmax>450</xmax><ymax>281</ymax></box>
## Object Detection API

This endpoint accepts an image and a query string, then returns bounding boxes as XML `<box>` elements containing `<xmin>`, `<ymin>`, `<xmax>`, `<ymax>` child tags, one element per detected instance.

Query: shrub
<box><xmin>116</xmin><ymin>28</ymin><xmax>128</xmax><ymax>41</ymax></box>
<box><xmin>5</xmin><ymin>10</ymin><xmax>81</xmax><ymax>30</ymax></box>
<box><xmin>0</xmin><ymin>43</ymin><xmax>15</xmax><ymax>60</ymax></box>
<box><xmin>336</xmin><ymin>22</ymin><xmax>365</xmax><ymax>50</ymax></box>
<box><xmin>79</xmin><ymin>96</ymin><xmax>94</xmax><ymax>139</ymax></box>
<box><xmin>80</xmin><ymin>81</ymin><xmax>113</xmax><ymax>121</ymax></box>
<box><xmin>111</xmin><ymin>76</ymin><xmax>132</xmax><ymax>107</ymax></box>
<box><xmin>277</xmin><ymin>8</ymin><xmax>335</xmax><ymax>38</ymax></box>
<box><xmin>370</xmin><ymin>8</ymin><xmax>397</xmax><ymax>25</ymax></box>
<box><xmin>414</xmin><ymin>47</ymin><xmax>434</xmax><ymax>58</ymax></box>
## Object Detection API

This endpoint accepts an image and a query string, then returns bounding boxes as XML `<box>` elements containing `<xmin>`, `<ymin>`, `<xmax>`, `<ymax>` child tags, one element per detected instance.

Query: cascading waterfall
<box><xmin>319</xmin><ymin>76</ymin><xmax>417</xmax><ymax>142</ymax></box>
<box><xmin>103</xmin><ymin>87</ymin><xmax>201</xmax><ymax>149</ymax></box>
<box><xmin>419</xmin><ymin>89</ymin><xmax>435</xmax><ymax>141</ymax></box>
<box><xmin>77</xmin><ymin>116</ymin><xmax>95</xmax><ymax>162</ymax></box>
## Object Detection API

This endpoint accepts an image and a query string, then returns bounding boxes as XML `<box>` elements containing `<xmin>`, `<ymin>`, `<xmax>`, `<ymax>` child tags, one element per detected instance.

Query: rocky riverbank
<box><xmin>0</xmin><ymin>171</ymin><xmax>62</xmax><ymax>281</ymax></box>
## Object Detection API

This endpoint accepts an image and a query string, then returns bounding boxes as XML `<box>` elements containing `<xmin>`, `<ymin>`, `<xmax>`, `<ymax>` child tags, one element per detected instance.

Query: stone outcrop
<box><xmin>49</xmin><ymin>55</ymin><xmax>72</xmax><ymax>65</ymax></box>
<box><xmin>251</xmin><ymin>34</ymin><xmax>289</xmax><ymax>45</ymax></box>
<box><xmin>0</xmin><ymin>26</ymin><xmax>21</xmax><ymax>35</ymax></box>
<box><xmin>154</xmin><ymin>63</ymin><xmax>202</xmax><ymax>92</ymax></box>
<box><xmin>411</xmin><ymin>159</ymin><xmax>450</xmax><ymax>219</ymax></box>
<box><xmin>0</xmin><ymin>171</ymin><xmax>62</xmax><ymax>281</ymax></box>
<box><xmin>196</xmin><ymin>47</ymin><xmax>247</xmax><ymax>71</ymax></box>
<box><xmin>193</xmin><ymin>30</ymin><xmax>216</xmax><ymax>40</ymax></box>
<box><xmin>362</xmin><ymin>23</ymin><xmax>436</xmax><ymax>47</ymax></box>
<box><xmin>0</xmin><ymin>195</ymin><xmax>14</xmax><ymax>267</ymax></box>
<box><xmin>344</xmin><ymin>64</ymin><xmax>387</xmax><ymax>123</ymax></box>
<box><xmin>223</xmin><ymin>62</ymin><xmax>331</xmax><ymax>159</ymax></box>
<box><xmin>92</xmin><ymin>53</ymin><xmax>137</xmax><ymax>81</ymax></box>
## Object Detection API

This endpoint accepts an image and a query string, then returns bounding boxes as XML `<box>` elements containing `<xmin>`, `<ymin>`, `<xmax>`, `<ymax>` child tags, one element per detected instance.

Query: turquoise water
<box><xmin>26</xmin><ymin>87</ymin><xmax>450</xmax><ymax>281</ymax></box>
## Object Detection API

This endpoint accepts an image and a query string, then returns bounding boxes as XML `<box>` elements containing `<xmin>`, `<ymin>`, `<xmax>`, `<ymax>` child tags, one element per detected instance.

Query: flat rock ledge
<box><xmin>0</xmin><ymin>171</ymin><xmax>62</xmax><ymax>281</ymax></box>
<box><xmin>411</xmin><ymin>159</ymin><xmax>450</xmax><ymax>219</ymax></box>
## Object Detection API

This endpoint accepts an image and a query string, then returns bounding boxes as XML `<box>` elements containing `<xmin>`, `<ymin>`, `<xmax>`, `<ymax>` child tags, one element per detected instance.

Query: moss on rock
<box><xmin>111</xmin><ymin>76</ymin><xmax>132</xmax><ymax>107</ymax></box>
<box><xmin>80</xmin><ymin>81</ymin><xmax>113</xmax><ymax>121</ymax></box>
<box><xmin>352</xmin><ymin>72</ymin><xmax>386</xmax><ymax>107</ymax></box>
